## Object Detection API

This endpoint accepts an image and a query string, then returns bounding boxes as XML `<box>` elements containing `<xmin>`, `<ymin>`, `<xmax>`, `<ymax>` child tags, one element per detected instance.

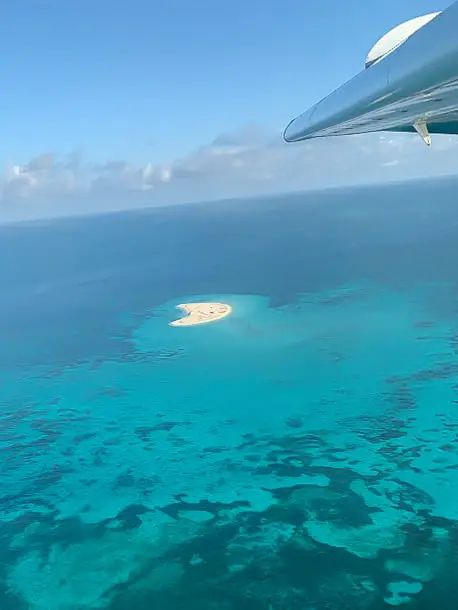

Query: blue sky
<box><xmin>0</xmin><ymin>0</ymin><xmax>454</xmax><ymax>219</ymax></box>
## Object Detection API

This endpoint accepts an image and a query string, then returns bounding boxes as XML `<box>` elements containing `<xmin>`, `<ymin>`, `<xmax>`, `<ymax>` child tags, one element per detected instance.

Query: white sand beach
<box><xmin>169</xmin><ymin>302</ymin><xmax>232</xmax><ymax>327</ymax></box>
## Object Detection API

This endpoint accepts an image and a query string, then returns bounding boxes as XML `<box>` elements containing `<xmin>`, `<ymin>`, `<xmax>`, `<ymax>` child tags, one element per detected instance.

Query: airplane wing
<box><xmin>284</xmin><ymin>2</ymin><xmax>458</xmax><ymax>146</ymax></box>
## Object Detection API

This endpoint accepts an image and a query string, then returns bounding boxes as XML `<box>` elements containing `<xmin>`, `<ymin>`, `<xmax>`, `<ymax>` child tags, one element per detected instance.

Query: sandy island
<box><xmin>169</xmin><ymin>302</ymin><xmax>232</xmax><ymax>327</ymax></box>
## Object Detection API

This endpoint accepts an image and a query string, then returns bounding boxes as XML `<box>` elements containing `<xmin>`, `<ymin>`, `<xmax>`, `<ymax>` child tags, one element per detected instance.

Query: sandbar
<box><xmin>169</xmin><ymin>302</ymin><xmax>232</xmax><ymax>327</ymax></box>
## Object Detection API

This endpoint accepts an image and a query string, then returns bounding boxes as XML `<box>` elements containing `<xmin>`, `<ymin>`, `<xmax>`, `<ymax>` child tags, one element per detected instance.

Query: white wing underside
<box><xmin>284</xmin><ymin>3</ymin><xmax>458</xmax><ymax>146</ymax></box>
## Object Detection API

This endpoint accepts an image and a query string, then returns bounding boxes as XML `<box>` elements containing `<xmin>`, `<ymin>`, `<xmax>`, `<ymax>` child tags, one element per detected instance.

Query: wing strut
<box><xmin>413</xmin><ymin>119</ymin><xmax>432</xmax><ymax>146</ymax></box>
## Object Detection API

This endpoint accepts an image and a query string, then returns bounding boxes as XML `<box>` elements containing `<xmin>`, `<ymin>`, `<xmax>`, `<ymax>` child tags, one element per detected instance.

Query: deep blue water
<box><xmin>2</xmin><ymin>178</ymin><xmax>458</xmax><ymax>608</ymax></box>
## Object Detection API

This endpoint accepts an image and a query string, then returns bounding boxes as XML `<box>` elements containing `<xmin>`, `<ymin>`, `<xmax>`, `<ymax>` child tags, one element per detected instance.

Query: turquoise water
<box><xmin>3</xmin><ymin>181</ymin><xmax>458</xmax><ymax>608</ymax></box>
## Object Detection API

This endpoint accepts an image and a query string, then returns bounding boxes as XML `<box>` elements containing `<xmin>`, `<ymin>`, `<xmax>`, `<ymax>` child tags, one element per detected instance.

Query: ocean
<box><xmin>2</xmin><ymin>177</ymin><xmax>458</xmax><ymax>609</ymax></box>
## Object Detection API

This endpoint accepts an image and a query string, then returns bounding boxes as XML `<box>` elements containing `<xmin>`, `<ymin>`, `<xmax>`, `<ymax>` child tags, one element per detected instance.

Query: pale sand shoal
<box><xmin>169</xmin><ymin>302</ymin><xmax>232</xmax><ymax>327</ymax></box>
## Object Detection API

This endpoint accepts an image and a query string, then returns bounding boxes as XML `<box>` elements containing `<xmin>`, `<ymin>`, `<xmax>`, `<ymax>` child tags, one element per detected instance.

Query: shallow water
<box><xmin>2</xmin><ymin>179</ymin><xmax>458</xmax><ymax>609</ymax></box>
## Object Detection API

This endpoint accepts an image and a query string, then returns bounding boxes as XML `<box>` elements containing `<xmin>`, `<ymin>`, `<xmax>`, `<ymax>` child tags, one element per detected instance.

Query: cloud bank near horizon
<box><xmin>1</xmin><ymin>125</ymin><xmax>458</xmax><ymax>220</ymax></box>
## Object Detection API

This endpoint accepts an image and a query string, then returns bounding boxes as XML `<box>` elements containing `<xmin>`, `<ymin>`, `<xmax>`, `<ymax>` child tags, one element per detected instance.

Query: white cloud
<box><xmin>1</xmin><ymin>125</ymin><xmax>458</xmax><ymax>221</ymax></box>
